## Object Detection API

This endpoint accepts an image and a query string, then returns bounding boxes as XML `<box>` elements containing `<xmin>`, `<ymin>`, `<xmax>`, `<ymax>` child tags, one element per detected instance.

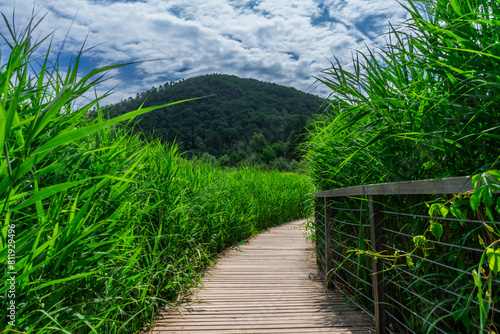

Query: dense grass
<box><xmin>0</xmin><ymin>15</ymin><xmax>312</xmax><ymax>333</ymax></box>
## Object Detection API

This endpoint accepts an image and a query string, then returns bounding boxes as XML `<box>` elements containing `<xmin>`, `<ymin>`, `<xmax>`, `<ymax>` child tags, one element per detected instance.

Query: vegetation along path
<box><xmin>148</xmin><ymin>219</ymin><xmax>373</xmax><ymax>333</ymax></box>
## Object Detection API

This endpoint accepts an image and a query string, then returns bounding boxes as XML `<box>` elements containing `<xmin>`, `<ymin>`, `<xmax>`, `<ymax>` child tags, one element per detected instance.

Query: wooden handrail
<box><xmin>315</xmin><ymin>175</ymin><xmax>473</xmax><ymax>198</ymax></box>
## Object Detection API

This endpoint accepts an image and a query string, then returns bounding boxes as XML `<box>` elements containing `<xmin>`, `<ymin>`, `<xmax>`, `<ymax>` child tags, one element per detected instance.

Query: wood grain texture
<box><xmin>146</xmin><ymin>220</ymin><xmax>374</xmax><ymax>334</ymax></box>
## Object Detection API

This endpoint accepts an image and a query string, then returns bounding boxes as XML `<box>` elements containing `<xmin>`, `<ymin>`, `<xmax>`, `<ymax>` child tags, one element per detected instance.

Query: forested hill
<box><xmin>104</xmin><ymin>74</ymin><xmax>325</xmax><ymax>163</ymax></box>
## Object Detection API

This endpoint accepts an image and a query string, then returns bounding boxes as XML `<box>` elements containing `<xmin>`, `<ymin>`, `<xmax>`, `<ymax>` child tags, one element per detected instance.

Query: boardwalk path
<box><xmin>149</xmin><ymin>219</ymin><xmax>374</xmax><ymax>333</ymax></box>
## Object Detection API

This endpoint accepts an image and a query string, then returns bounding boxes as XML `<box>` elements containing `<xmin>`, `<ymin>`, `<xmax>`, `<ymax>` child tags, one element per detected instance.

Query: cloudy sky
<box><xmin>1</xmin><ymin>0</ymin><xmax>409</xmax><ymax>105</ymax></box>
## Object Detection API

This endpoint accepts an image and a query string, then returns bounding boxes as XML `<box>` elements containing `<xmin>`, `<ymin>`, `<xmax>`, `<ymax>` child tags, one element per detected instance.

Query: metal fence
<box><xmin>314</xmin><ymin>176</ymin><xmax>499</xmax><ymax>334</ymax></box>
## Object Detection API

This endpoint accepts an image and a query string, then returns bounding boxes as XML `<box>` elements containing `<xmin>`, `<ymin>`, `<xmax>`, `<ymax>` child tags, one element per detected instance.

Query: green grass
<box><xmin>0</xmin><ymin>14</ymin><xmax>313</xmax><ymax>333</ymax></box>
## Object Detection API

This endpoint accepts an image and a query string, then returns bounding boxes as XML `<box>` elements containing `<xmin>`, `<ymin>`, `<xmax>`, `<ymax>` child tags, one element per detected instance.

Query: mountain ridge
<box><xmin>104</xmin><ymin>74</ymin><xmax>325</xmax><ymax>164</ymax></box>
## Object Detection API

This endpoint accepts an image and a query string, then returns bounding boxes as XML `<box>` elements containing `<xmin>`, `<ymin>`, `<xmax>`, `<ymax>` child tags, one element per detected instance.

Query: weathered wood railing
<box><xmin>314</xmin><ymin>176</ymin><xmax>499</xmax><ymax>334</ymax></box>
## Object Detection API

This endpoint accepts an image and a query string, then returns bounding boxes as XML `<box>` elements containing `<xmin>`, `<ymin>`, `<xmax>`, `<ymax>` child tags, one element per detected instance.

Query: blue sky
<box><xmin>1</xmin><ymin>0</ymin><xmax>409</xmax><ymax>105</ymax></box>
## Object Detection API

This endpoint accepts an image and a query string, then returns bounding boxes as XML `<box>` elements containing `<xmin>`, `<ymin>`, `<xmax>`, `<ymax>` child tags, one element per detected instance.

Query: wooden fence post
<box><xmin>369</xmin><ymin>195</ymin><xmax>386</xmax><ymax>334</ymax></box>
<box><xmin>315</xmin><ymin>196</ymin><xmax>324</xmax><ymax>277</ymax></box>
<box><xmin>324</xmin><ymin>197</ymin><xmax>334</xmax><ymax>288</ymax></box>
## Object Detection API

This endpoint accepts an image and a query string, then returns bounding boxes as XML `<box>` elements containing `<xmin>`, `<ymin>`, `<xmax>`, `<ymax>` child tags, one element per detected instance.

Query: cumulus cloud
<box><xmin>0</xmin><ymin>0</ymin><xmax>409</xmax><ymax>104</ymax></box>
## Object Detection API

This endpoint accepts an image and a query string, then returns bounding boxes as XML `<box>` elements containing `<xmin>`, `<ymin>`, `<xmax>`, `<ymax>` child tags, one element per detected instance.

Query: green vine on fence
<box><xmin>343</xmin><ymin>171</ymin><xmax>500</xmax><ymax>333</ymax></box>
<box><xmin>411</xmin><ymin>171</ymin><xmax>499</xmax><ymax>333</ymax></box>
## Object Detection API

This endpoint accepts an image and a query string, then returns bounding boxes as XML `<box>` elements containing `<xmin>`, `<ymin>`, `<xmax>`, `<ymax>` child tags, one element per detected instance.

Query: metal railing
<box><xmin>314</xmin><ymin>176</ymin><xmax>499</xmax><ymax>334</ymax></box>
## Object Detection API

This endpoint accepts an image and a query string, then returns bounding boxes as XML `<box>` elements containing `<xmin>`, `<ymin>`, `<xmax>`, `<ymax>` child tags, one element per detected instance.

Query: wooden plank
<box><xmin>146</xmin><ymin>220</ymin><xmax>374</xmax><ymax>333</ymax></box>
<box><xmin>188</xmin><ymin>300</ymin><xmax>344</xmax><ymax>306</ymax></box>
<box><xmin>151</xmin><ymin>322</ymin><xmax>369</xmax><ymax>330</ymax></box>
<box><xmin>172</xmin><ymin>308</ymin><xmax>355</xmax><ymax>315</ymax></box>
<box><xmin>185</xmin><ymin>296</ymin><xmax>343</xmax><ymax>301</ymax></box>
<box><xmin>158</xmin><ymin>310</ymin><xmax>370</xmax><ymax>317</ymax></box>
<box><xmin>171</xmin><ymin>306</ymin><xmax>357</xmax><ymax>313</ymax></box>
<box><xmin>160</xmin><ymin>314</ymin><xmax>367</xmax><ymax>320</ymax></box>
<box><xmin>154</xmin><ymin>327</ymin><xmax>370</xmax><ymax>334</ymax></box>
<box><xmin>177</xmin><ymin>304</ymin><xmax>351</xmax><ymax>311</ymax></box>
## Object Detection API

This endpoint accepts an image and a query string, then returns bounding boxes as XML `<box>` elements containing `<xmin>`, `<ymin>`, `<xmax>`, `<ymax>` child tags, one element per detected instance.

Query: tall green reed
<box><xmin>0</xmin><ymin>14</ymin><xmax>312</xmax><ymax>333</ymax></box>
<box><xmin>306</xmin><ymin>0</ymin><xmax>500</xmax><ymax>190</ymax></box>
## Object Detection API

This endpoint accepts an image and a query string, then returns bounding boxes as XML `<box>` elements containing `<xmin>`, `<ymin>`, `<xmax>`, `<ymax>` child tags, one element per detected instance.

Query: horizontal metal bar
<box><xmin>331</xmin><ymin>247</ymin><xmax>372</xmax><ymax>272</ymax></box>
<box><xmin>386</xmin><ymin>287</ymin><xmax>488</xmax><ymax>333</ymax></box>
<box><xmin>327</xmin><ymin>266</ymin><xmax>375</xmax><ymax>305</ymax></box>
<box><xmin>330</xmin><ymin>234</ymin><xmax>371</xmax><ymax>245</ymax></box>
<box><xmin>330</xmin><ymin>236</ymin><xmax>359</xmax><ymax>252</ymax></box>
<box><xmin>381</xmin><ymin>259</ymin><xmax>461</xmax><ymax>298</ymax></box>
<box><xmin>380</xmin><ymin>227</ymin><xmax>483</xmax><ymax>253</ymax></box>
<box><xmin>330</xmin><ymin>207</ymin><xmax>367</xmax><ymax>212</ymax></box>
<box><xmin>385</xmin><ymin>310</ymin><xmax>417</xmax><ymax>334</ymax></box>
<box><xmin>384</xmin><ymin>293</ymin><xmax>449</xmax><ymax>334</ymax></box>
<box><xmin>380</xmin><ymin>210</ymin><xmax>500</xmax><ymax>226</ymax></box>
<box><xmin>387</xmin><ymin>277</ymin><xmax>458</xmax><ymax>321</ymax></box>
<box><xmin>332</xmin><ymin>217</ymin><xmax>370</xmax><ymax>227</ymax></box>
<box><xmin>381</xmin><ymin>259</ymin><xmax>500</xmax><ymax>314</ymax></box>
<box><xmin>384</xmin><ymin>326</ymin><xmax>397</xmax><ymax>334</ymax></box>
<box><xmin>387</xmin><ymin>289</ymin><xmax>486</xmax><ymax>333</ymax></box>
<box><xmin>383</xmin><ymin>245</ymin><xmax>500</xmax><ymax>289</ymax></box>
<box><xmin>330</xmin><ymin>229</ymin><xmax>360</xmax><ymax>240</ymax></box>
<box><xmin>316</xmin><ymin>176</ymin><xmax>474</xmax><ymax>198</ymax></box>
<box><xmin>383</xmin><ymin>244</ymin><xmax>473</xmax><ymax>277</ymax></box>
<box><xmin>331</xmin><ymin>282</ymin><xmax>376</xmax><ymax>320</ymax></box>
<box><xmin>330</xmin><ymin>257</ymin><xmax>373</xmax><ymax>288</ymax></box>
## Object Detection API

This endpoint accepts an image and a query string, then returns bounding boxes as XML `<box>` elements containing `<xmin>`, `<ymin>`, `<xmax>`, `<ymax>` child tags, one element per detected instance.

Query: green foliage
<box><xmin>306</xmin><ymin>0</ymin><xmax>500</xmax><ymax>190</ymax></box>
<box><xmin>486</xmin><ymin>248</ymin><xmax>500</xmax><ymax>275</ymax></box>
<box><xmin>410</xmin><ymin>178</ymin><xmax>500</xmax><ymax>333</ymax></box>
<box><xmin>249</xmin><ymin>132</ymin><xmax>267</xmax><ymax>153</ymax></box>
<box><xmin>0</xmin><ymin>15</ymin><xmax>312</xmax><ymax>333</ymax></box>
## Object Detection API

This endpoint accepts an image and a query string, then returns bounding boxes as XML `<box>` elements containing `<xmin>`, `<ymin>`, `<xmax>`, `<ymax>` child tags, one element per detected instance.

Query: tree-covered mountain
<box><xmin>104</xmin><ymin>74</ymin><xmax>325</xmax><ymax>166</ymax></box>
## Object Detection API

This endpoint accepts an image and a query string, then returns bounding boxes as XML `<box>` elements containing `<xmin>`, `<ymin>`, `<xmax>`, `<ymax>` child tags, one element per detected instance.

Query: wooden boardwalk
<box><xmin>148</xmin><ymin>219</ymin><xmax>374</xmax><ymax>333</ymax></box>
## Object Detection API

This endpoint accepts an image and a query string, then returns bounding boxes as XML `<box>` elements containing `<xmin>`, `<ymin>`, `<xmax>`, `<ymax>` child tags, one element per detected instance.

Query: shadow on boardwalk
<box><xmin>147</xmin><ymin>219</ymin><xmax>374</xmax><ymax>333</ymax></box>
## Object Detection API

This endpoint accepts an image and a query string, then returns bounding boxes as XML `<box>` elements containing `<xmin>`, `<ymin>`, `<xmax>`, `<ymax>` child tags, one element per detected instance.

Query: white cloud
<box><xmin>0</xmin><ymin>0</ymin><xmax>409</xmax><ymax>104</ymax></box>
